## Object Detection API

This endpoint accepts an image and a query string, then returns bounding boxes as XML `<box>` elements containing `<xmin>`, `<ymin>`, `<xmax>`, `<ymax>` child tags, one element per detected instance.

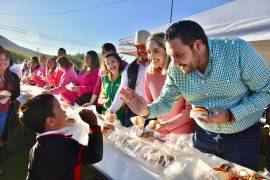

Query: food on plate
<box><xmin>213</xmin><ymin>164</ymin><xmax>267</xmax><ymax>180</ymax></box>
<box><xmin>190</xmin><ymin>106</ymin><xmax>210</xmax><ymax>119</ymax></box>
<box><xmin>67</xmin><ymin>118</ymin><xmax>76</xmax><ymax>124</ymax></box>
<box><xmin>140</xmin><ymin>132</ymin><xmax>150</xmax><ymax>139</ymax></box>
<box><xmin>130</xmin><ymin>116</ymin><xmax>145</xmax><ymax>127</ymax></box>
<box><xmin>146</xmin><ymin>120</ymin><xmax>162</xmax><ymax>131</ymax></box>
<box><xmin>104</xmin><ymin>111</ymin><xmax>117</xmax><ymax>123</ymax></box>
<box><xmin>213</xmin><ymin>163</ymin><xmax>231</xmax><ymax>172</ymax></box>
<box><xmin>102</xmin><ymin>124</ymin><xmax>115</xmax><ymax>137</ymax></box>
<box><xmin>0</xmin><ymin>90</ymin><xmax>11</xmax><ymax>97</ymax></box>
<box><xmin>155</xmin><ymin>154</ymin><xmax>175</xmax><ymax>168</ymax></box>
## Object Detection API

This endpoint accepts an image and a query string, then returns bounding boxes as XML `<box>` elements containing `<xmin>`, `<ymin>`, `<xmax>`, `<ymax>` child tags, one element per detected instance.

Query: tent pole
<box><xmin>169</xmin><ymin>0</ymin><xmax>174</xmax><ymax>23</ymax></box>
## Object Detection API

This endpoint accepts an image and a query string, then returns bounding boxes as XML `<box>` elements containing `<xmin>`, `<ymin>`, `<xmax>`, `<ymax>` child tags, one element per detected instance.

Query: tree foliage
<box><xmin>6</xmin><ymin>48</ymin><xmax>31</xmax><ymax>63</ymax></box>
<box><xmin>68</xmin><ymin>53</ymin><xmax>84</xmax><ymax>69</ymax></box>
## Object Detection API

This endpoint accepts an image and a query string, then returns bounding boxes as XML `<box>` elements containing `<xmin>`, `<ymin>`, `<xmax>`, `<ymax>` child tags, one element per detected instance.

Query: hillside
<box><xmin>0</xmin><ymin>34</ymin><xmax>38</xmax><ymax>56</ymax></box>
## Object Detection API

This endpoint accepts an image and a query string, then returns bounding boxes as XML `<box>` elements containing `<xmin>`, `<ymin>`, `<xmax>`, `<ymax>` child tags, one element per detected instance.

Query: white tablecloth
<box><xmin>94</xmin><ymin>139</ymin><xmax>159</xmax><ymax>180</ymax></box>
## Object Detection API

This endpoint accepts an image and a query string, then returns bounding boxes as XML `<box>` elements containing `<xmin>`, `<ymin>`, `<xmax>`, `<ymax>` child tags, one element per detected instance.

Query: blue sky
<box><xmin>0</xmin><ymin>0</ymin><xmax>231</xmax><ymax>56</ymax></box>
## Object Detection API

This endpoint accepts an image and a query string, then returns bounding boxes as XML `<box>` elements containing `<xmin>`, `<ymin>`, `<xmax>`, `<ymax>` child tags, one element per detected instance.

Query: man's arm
<box><xmin>148</xmin><ymin>66</ymin><xmax>182</xmax><ymax>118</ymax></box>
<box><xmin>230</xmin><ymin>39</ymin><xmax>270</xmax><ymax>121</ymax></box>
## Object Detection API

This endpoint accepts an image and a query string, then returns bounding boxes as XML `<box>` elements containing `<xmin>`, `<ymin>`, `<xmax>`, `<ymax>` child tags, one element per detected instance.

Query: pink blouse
<box><xmin>93</xmin><ymin>72</ymin><xmax>102</xmax><ymax>97</ymax></box>
<box><xmin>77</xmin><ymin>68</ymin><xmax>99</xmax><ymax>97</ymax></box>
<box><xmin>144</xmin><ymin>70</ymin><xmax>195</xmax><ymax>134</ymax></box>
<box><xmin>47</xmin><ymin>67</ymin><xmax>64</xmax><ymax>87</ymax></box>
<box><xmin>32</xmin><ymin>66</ymin><xmax>46</xmax><ymax>87</ymax></box>
<box><xmin>51</xmin><ymin>67</ymin><xmax>78</xmax><ymax>105</ymax></box>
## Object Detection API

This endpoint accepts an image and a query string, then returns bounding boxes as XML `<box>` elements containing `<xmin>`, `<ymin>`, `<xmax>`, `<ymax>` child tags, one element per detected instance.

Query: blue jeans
<box><xmin>193</xmin><ymin>123</ymin><xmax>260</xmax><ymax>171</ymax></box>
<box><xmin>0</xmin><ymin>110</ymin><xmax>9</xmax><ymax>137</ymax></box>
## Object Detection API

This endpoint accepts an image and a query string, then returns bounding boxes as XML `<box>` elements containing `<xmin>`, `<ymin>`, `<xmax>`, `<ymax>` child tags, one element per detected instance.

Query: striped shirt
<box><xmin>148</xmin><ymin>38</ymin><xmax>270</xmax><ymax>134</ymax></box>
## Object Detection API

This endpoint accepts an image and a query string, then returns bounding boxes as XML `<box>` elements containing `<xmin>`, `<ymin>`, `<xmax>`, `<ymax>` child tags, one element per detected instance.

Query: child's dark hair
<box><xmin>19</xmin><ymin>94</ymin><xmax>55</xmax><ymax>133</ymax></box>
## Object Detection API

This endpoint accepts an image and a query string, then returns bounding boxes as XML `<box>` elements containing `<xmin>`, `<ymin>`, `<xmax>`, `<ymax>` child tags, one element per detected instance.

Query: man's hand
<box><xmin>120</xmin><ymin>87</ymin><xmax>149</xmax><ymax>116</ymax></box>
<box><xmin>79</xmin><ymin>109</ymin><xmax>98</xmax><ymax>126</ymax></box>
<box><xmin>199</xmin><ymin>110</ymin><xmax>232</xmax><ymax>124</ymax></box>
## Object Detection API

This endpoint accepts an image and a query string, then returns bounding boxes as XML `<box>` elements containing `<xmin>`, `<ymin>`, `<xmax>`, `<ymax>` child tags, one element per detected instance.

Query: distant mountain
<box><xmin>0</xmin><ymin>34</ymin><xmax>38</xmax><ymax>56</ymax></box>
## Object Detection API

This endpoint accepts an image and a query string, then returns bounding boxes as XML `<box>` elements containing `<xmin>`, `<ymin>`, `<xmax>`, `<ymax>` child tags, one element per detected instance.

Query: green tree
<box><xmin>6</xmin><ymin>48</ymin><xmax>30</xmax><ymax>63</ymax></box>
<box><xmin>68</xmin><ymin>53</ymin><xmax>84</xmax><ymax>70</ymax></box>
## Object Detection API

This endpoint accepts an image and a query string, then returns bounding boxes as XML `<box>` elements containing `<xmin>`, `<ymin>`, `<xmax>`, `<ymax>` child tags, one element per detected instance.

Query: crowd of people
<box><xmin>0</xmin><ymin>19</ymin><xmax>269</xmax><ymax>179</ymax></box>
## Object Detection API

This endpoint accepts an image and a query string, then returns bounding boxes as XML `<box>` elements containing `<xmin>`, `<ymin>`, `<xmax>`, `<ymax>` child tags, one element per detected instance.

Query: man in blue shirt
<box><xmin>121</xmin><ymin>20</ymin><xmax>270</xmax><ymax>171</ymax></box>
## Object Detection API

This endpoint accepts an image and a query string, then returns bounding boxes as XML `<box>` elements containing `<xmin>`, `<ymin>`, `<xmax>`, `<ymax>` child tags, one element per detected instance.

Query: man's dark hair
<box><xmin>19</xmin><ymin>94</ymin><xmax>55</xmax><ymax>133</ymax></box>
<box><xmin>0</xmin><ymin>44</ymin><xmax>3</xmax><ymax>50</ymax></box>
<box><xmin>57</xmin><ymin>56</ymin><xmax>73</xmax><ymax>69</ymax></box>
<box><xmin>165</xmin><ymin>20</ymin><xmax>208</xmax><ymax>49</ymax></box>
<box><xmin>58</xmin><ymin>48</ymin><xmax>66</xmax><ymax>56</ymax></box>
<box><xmin>101</xmin><ymin>43</ymin><xmax>117</xmax><ymax>56</ymax></box>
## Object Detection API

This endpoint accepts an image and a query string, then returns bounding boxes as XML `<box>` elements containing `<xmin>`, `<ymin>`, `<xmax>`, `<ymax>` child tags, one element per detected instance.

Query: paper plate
<box><xmin>0</xmin><ymin>90</ymin><xmax>11</xmax><ymax>97</ymax></box>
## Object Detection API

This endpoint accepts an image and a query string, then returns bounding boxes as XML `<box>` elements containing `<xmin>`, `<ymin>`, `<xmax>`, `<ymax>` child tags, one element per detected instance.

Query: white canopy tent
<box><xmin>118</xmin><ymin>0</ymin><xmax>270</xmax><ymax>65</ymax></box>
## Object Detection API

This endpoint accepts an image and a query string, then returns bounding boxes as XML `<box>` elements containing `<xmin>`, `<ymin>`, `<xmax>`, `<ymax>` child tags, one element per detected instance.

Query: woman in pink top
<box><xmin>82</xmin><ymin>43</ymin><xmax>116</xmax><ymax>110</ymax></box>
<box><xmin>70</xmin><ymin>51</ymin><xmax>99</xmax><ymax>106</ymax></box>
<box><xmin>32</xmin><ymin>55</ymin><xmax>47</xmax><ymax>87</ymax></box>
<box><xmin>145</xmin><ymin>32</ymin><xmax>195</xmax><ymax>135</ymax></box>
<box><xmin>26</xmin><ymin>56</ymin><xmax>45</xmax><ymax>87</ymax></box>
<box><xmin>46</xmin><ymin>56</ymin><xmax>63</xmax><ymax>87</ymax></box>
<box><xmin>50</xmin><ymin>56</ymin><xmax>78</xmax><ymax>105</ymax></box>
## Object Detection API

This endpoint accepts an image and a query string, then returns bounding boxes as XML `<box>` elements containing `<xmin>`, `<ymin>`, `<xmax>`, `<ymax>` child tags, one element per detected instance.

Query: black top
<box><xmin>26</xmin><ymin>126</ymin><xmax>103</xmax><ymax>180</ymax></box>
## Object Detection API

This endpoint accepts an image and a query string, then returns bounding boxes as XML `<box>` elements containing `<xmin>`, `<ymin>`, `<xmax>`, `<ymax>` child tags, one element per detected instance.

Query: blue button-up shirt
<box><xmin>148</xmin><ymin>38</ymin><xmax>270</xmax><ymax>134</ymax></box>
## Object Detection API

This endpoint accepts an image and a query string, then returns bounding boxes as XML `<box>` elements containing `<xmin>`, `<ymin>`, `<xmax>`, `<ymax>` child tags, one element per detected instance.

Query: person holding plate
<box><xmin>121</xmin><ymin>20</ymin><xmax>270</xmax><ymax>171</ymax></box>
<box><xmin>0</xmin><ymin>49</ymin><xmax>20</xmax><ymax>175</ymax></box>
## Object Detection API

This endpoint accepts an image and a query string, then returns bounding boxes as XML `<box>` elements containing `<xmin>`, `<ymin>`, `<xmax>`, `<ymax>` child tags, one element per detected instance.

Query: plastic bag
<box><xmin>161</xmin><ymin>158</ymin><xmax>221</xmax><ymax>180</ymax></box>
<box><xmin>64</xmin><ymin>106</ymin><xmax>90</xmax><ymax>145</ymax></box>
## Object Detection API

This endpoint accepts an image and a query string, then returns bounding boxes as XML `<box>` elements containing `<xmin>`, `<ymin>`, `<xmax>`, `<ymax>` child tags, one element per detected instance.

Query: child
<box><xmin>19</xmin><ymin>93</ymin><xmax>103</xmax><ymax>180</ymax></box>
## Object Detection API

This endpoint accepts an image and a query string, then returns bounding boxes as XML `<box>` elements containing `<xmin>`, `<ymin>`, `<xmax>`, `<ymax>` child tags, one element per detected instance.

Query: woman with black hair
<box><xmin>49</xmin><ymin>56</ymin><xmax>78</xmax><ymax>105</ymax></box>
<box><xmin>0</xmin><ymin>49</ymin><xmax>20</xmax><ymax>147</ymax></box>
<box><xmin>100</xmin><ymin>53</ymin><xmax>126</xmax><ymax>123</ymax></box>
<box><xmin>70</xmin><ymin>51</ymin><xmax>99</xmax><ymax>106</ymax></box>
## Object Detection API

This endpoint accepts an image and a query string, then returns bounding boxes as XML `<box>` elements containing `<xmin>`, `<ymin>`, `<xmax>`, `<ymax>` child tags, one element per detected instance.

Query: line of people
<box><xmin>1</xmin><ymin>19</ymin><xmax>270</xmax><ymax>178</ymax></box>
<box><xmin>18</xmin><ymin>21</ymin><xmax>270</xmax><ymax>174</ymax></box>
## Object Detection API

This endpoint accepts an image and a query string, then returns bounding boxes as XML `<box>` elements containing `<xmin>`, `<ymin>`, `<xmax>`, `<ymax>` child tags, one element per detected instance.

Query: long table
<box><xmin>94</xmin><ymin>139</ymin><xmax>159</xmax><ymax>180</ymax></box>
<box><xmin>20</xmin><ymin>85</ymin><xmax>267</xmax><ymax>180</ymax></box>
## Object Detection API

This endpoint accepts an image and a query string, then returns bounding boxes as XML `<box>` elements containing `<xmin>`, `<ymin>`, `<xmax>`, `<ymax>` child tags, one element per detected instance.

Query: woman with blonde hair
<box><xmin>144</xmin><ymin>32</ymin><xmax>195</xmax><ymax>138</ymax></box>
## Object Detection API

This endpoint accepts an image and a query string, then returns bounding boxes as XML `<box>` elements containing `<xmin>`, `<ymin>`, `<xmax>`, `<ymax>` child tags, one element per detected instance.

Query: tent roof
<box><xmin>118</xmin><ymin>0</ymin><xmax>270</xmax><ymax>56</ymax></box>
